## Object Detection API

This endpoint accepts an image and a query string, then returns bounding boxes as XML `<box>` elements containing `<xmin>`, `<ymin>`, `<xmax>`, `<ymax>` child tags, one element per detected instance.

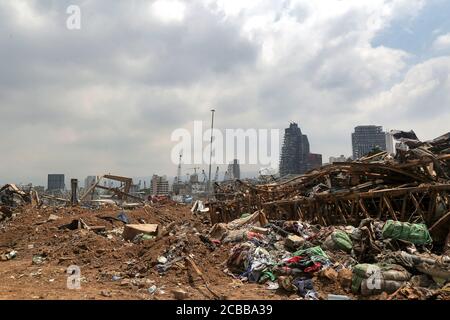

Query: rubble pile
<box><xmin>0</xmin><ymin>131</ymin><xmax>449</xmax><ymax>300</ymax></box>
<box><xmin>200</xmin><ymin>131</ymin><xmax>450</xmax><ymax>300</ymax></box>
<box><xmin>0</xmin><ymin>198</ymin><xmax>449</xmax><ymax>300</ymax></box>
<box><xmin>208</xmin><ymin>132</ymin><xmax>450</xmax><ymax>247</ymax></box>
<box><xmin>0</xmin><ymin>184</ymin><xmax>34</xmax><ymax>222</ymax></box>
<box><xmin>0</xmin><ymin>203</ymin><xmax>245</xmax><ymax>299</ymax></box>
<box><xmin>206</xmin><ymin>209</ymin><xmax>449</xmax><ymax>300</ymax></box>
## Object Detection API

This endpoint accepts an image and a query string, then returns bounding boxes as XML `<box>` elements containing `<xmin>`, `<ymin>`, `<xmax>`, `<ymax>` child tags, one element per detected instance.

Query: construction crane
<box><xmin>201</xmin><ymin>169</ymin><xmax>208</xmax><ymax>183</ymax></box>
<box><xmin>215</xmin><ymin>166</ymin><xmax>219</xmax><ymax>182</ymax></box>
<box><xmin>176</xmin><ymin>152</ymin><xmax>183</xmax><ymax>184</ymax></box>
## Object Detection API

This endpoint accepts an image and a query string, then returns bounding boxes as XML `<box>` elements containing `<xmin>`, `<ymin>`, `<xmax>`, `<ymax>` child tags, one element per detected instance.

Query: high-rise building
<box><xmin>150</xmin><ymin>175</ymin><xmax>169</xmax><ymax>196</ymax></box>
<box><xmin>47</xmin><ymin>174</ymin><xmax>65</xmax><ymax>191</ymax></box>
<box><xmin>279</xmin><ymin>123</ymin><xmax>322</xmax><ymax>176</ymax></box>
<box><xmin>351</xmin><ymin>125</ymin><xmax>387</xmax><ymax>159</ymax></box>
<box><xmin>227</xmin><ymin>159</ymin><xmax>241</xmax><ymax>180</ymax></box>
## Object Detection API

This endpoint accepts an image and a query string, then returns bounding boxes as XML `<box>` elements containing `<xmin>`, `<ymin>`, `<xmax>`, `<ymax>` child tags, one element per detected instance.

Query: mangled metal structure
<box><xmin>80</xmin><ymin>174</ymin><xmax>144</xmax><ymax>203</ymax></box>
<box><xmin>208</xmin><ymin>131</ymin><xmax>450</xmax><ymax>245</ymax></box>
<box><xmin>0</xmin><ymin>184</ymin><xmax>38</xmax><ymax>221</ymax></box>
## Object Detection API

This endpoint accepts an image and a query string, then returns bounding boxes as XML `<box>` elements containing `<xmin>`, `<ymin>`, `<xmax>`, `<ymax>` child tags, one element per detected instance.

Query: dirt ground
<box><xmin>1</xmin><ymin>203</ymin><xmax>354</xmax><ymax>300</ymax></box>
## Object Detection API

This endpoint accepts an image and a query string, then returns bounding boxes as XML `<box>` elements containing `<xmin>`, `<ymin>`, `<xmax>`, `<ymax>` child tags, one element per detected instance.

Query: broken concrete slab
<box><xmin>122</xmin><ymin>224</ymin><xmax>159</xmax><ymax>241</ymax></box>
<box><xmin>47</xmin><ymin>214</ymin><xmax>61</xmax><ymax>222</ymax></box>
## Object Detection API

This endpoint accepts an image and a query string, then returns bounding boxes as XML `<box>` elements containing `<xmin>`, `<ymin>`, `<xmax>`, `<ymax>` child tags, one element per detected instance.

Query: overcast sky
<box><xmin>1</xmin><ymin>0</ymin><xmax>450</xmax><ymax>186</ymax></box>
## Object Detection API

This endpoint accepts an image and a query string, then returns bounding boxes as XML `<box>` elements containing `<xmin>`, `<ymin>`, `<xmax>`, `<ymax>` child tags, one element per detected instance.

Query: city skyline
<box><xmin>7</xmin><ymin>122</ymin><xmax>407</xmax><ymax>187</ymax></box>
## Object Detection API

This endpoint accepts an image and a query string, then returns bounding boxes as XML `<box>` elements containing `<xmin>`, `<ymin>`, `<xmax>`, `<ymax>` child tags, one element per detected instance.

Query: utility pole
<box><xmin>70</xmin><ymin>179</ymin><xmax>79</xmax><ymax>206</ymax></box>
<box><xmin>208</xmin><ymin>109</ymin><xmax>215</xmax><ymax>194</ymax></box>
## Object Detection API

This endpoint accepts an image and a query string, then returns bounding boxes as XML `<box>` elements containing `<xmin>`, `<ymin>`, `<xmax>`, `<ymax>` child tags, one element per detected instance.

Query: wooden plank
<box><xmin>358</xmin><ymin>199</ymin><xmax>370</xmax><ymax>219</ymax></box>
<box><xmin>427</xmin><ymin>191</ymin><xmax>437</xmax><ymax>225</ymax></box>
<box><xmin>350</xmin><ymin>199</ymin><xmax>355</xmax><ymax>217</ymax></box>
<box><xmin>377</xmin><ymin>196</ymin><xmax>384</xmax><ymax>219</ymax></box>
<box><xmin>335</xmin><ymin>200</ymin><xmax>348</xmax><ymax>224</ymax></box>
<box><xmin>428</xmin><ymin>211</ymin><xmax>450</xmax><ymax>232</ymax></box>
<box><xmin>410</xmin><ymin>193</ymin><xmax>424</xmax><ymax>220</ymax></box>
<box><xmin>296</xmin><ymin>204</ymin><xmax>304</xmax><ymax>221</ymax></box>
<box><xmin>383</xmin><ymin>195</ymin><xmax>398</xmax><ymax>221</ymax></box>
<box><xmin>401</xmin><ymin>194</ymin><xmax>408</xmax><ymax>221</ymax></box>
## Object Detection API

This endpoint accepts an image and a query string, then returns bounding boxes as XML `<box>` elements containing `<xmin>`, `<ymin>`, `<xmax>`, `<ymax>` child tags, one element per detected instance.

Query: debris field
<box><xmin>1</xmin><ymin>131</ymin><xmax>450</xmax><ymax>300</ymax></box>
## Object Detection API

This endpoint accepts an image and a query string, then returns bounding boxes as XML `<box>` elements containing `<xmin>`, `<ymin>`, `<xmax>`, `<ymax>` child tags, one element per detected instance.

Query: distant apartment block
<box><xmin>47</xmin><ymin>174</ymin><xmax>65</xmax><ymax>191</ymax></box>
<box><xmin>228</xmin><ymin>159</ymin><xmax>241</xmax><ymax>180</ymax></box>
<box><xmin>279</xmin><ymin>123</ymin><xmax>322</xmax><ymax>176</ymax></box>
<box><xmin>306</xmin><ymin>153</ymin><xmax>322</xmax><ymax>171</ymax></box>
<box><xmin>150</xmin><ymin>175</ymin><xmax>169</xmax><ymax>196</ymax></box>
<box><xmin>84</xmin><ymin>176</ymin><xmax>97</xmax><ymax>189</ymax></box>
<box><xmin>351</xmin><ymin>125</ymin><xmax>387</xmax><ymax>159</ymax></box>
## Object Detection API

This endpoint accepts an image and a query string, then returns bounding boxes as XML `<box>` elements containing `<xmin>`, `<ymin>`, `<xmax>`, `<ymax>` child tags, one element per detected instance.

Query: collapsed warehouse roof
<box><xmin>208</xmin><ymin>131</ymin><xmax>450</xmax><ymax>246</ymax></box>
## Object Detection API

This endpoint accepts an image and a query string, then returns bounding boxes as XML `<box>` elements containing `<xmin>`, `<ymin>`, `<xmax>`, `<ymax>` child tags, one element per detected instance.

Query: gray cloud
<box><xmin>0</xmin><ymin>0</ymin><xmax>449</xmax><ymax>185</ymax></box>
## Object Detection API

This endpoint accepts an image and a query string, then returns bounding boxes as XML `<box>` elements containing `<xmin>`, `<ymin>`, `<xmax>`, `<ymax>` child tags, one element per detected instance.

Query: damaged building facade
<box><xmin>279</xmin><ymin>123</ymin><xmax>322</xmax><ymax>176</ymax></box>
<box><xmin>47</xmin><ymin>174</ymin><xmax>65</xmax><ymax>193</ymax></box>
<box><xmin>351</xmin><ymin>125</ymin><xmax>387</xmax><ymax>159</ymax></box>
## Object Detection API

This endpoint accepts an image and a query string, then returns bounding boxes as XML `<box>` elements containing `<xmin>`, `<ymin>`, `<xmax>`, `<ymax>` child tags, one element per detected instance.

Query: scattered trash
<box><xmin>191</xmin><ymin>200</ymin><xmax>209</xmax><ymax>213</ymax></box>
<box><xmin>132</xmin><ymin>233</ymin><xmax>155</xmax><ymax>243</ymax></box>
<box><xmin>116</xmin><ymin>211</ymin><xmax>129</xmax><ymax>224</ymax></box>
<box><xmin>148</xmin><ymin>285</ymin><xmax>157</xmax><ymax>294</ymax></box>
<box><xmin>328</xmin><ymin>294</ymin><xmax>351</xmax><ymax>300</ymax></box>
<box><xmin>100</xmin><ymin>290</ymin><xmax>112</xmax><ymax>297</ymax></box>
<box><xmin>266</xmin><ymin>281</ymin><xmax>279</xmax><ymax>290</ymax></box>
<box><xmin>1</xmin><ymin>250</ymin><xmax>17</xmax><ymax>261</ymax></box>
<box><xmin>157</xmin><ymin>256</ymin><xmax>168</xmax><ymax>264</ymax></box>
<box><xmin>32</xmin><ymin>255</ymin><xmax>45</xmax><ymax>265</ymax></box>
<box><xmin>292</xmin><ymin>278</ymin><xmax>315</xmax><ymax>297</ymax></box>
<box><xmin>382</xmin><ymin>220</ymin><xmax>432</xmax><ymax>245</ymax></box>
<box><xmin>323</xmin><ymin>230</ymin><xmax>353</xmax><ymax>253</ymax></box>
